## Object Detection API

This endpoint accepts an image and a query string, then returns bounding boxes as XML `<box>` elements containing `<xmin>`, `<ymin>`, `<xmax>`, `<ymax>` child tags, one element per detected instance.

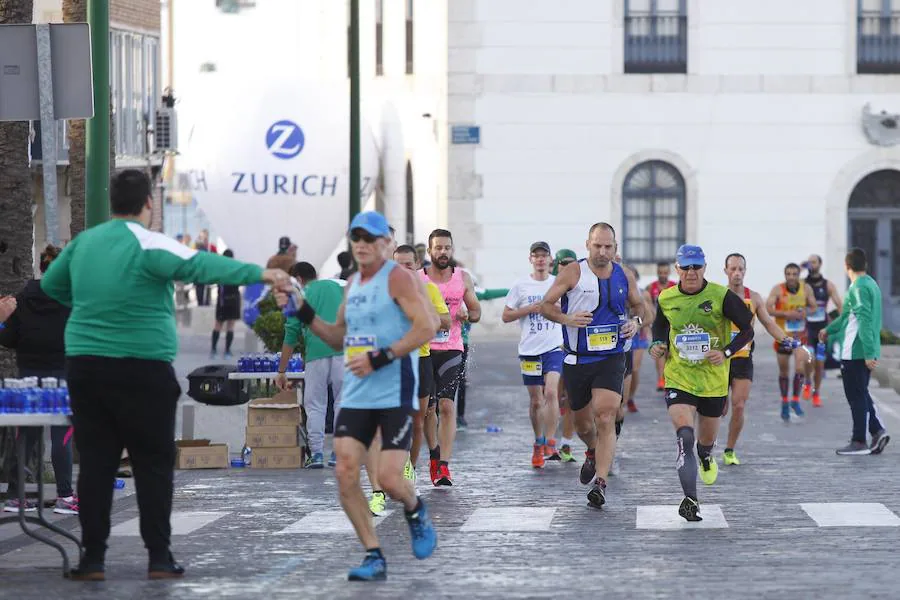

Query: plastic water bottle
<box><xmin>816</xmin><ymin>341</ymin><xmax>826</xmax><ymax>362</ymax></box>
<box><xmin>113</xmin><ymin>479</ymin><xmax>126</xmax><ymax>489</ymax></box>
<box><xmin>281</xmin><ymin>277</ymin><xmax>306</xmax><ymax>318</ymax></box>
<box><xmin>59</xmin><ymin>380</ymin><xmax>71</xmax><ymax>416</ymax></box>
<box><xmin>252</xmin><ymin>353</ymin><xmax>263</xmax><ymax>373</ymax></box>
<box><xmin>242</xmin><ymin>446</ymin><xmax>252</xmax><ymax>467</ymax></box>
<box><xmin>486</xmin><ymin>425</ymin><xmax>502</xmax><ymax>433</ymax></box>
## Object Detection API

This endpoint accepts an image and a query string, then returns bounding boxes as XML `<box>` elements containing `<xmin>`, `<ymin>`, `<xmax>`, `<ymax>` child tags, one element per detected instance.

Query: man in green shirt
<box><xmin>41</xmin><ymin>170</ymin><xmax>287</xmax><ymax>581</ymax></box>
<box><xmin>820</xmin><ymin>248</ymin><xmax>889</xmax><ymax>456</ymax></box>
<box><xmin>276</xmin><ymin>262</ymin><xmax>346</xmax><ymax>468</ymax></box>
<box><xmin>650</xmin><ymin>244</ymin><xmax>754</xmax><ymax>522</ymax></box>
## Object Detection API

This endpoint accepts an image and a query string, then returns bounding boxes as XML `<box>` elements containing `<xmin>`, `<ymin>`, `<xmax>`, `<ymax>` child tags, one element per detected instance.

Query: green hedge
<box><xmin>251</xmin><ymin>292</ymin><xmax>306</xmax><ymax>355</ymax></box>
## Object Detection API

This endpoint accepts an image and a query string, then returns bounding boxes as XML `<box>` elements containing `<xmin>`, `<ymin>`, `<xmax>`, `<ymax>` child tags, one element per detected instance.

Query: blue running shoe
<box><xmin>347</xmin><ymin>553</ymin><xmax>387</xmax><ymax>581</ymax></box>
<box><xmin>304</xmin><ymin>452</ymin><xmax>324</xmax><ymax>469</ymax></box>
<box><xmin>791</xmin><ymin>401</ymin><xmax>804</xmax><ymax>417</ymax></box>
<box><xmin>406</xmin><ymin>500</ymin><xmax>438</xmax><ymax>560</ymax></box>
<box><xmin>781</xmin><ymin>403</ymin><xmax>790</xmax><ymax>422</ymax></box>
<box><xmin>328</xmin><ymin>451</ymin><xmax>337</xmax><ymax>467</ymax></box>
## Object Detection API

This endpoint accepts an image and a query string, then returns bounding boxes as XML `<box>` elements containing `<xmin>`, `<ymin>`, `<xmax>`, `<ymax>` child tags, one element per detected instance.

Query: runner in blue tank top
<box><xmin>278</xmin><ymin>211</ymin><xmax>438</xmax><ymax>582</ymax></box>
<box><xmin>540</xmin><ymin>223</ymin><xmax>651</xmax><ymax>509</ymax></box>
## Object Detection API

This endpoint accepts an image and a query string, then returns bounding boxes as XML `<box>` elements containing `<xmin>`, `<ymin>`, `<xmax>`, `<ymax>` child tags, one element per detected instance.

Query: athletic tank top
<box><xmin>420</xmin><ymin>267</ymin><xmax>465</xmax><ymax>352</ymax></box>
<box><xmin>775</xmin><ymin>283</ymin><xmax>807</xmax><ymax>334</ymax></box>
<box><xmin>342</xmin><ymin>260</ymin><xmax>419</xmax><ymax>410</ymax></box>
<box><xmin>805</xmin><ymin>276</ymin><xmax>828</xmax><ymax>323</ymax></box>
<box><xmin>730</xmin><ymin>287</ymin><xmax>755</xmax><ymax>359</ymax></box>
<box><xmin>648</xmin><ymin>280</ymin><xmax>675</xmax><ymax>304</ymax></box>
<box><xmin>561</xmin><ymin>260</ymin><xmax>629</xmax><ymax>365</ymax></box>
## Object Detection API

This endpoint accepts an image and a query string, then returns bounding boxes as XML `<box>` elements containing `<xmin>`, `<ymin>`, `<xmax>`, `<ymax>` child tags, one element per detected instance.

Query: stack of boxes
<box><xmin>245</xmin><ymin>389</ymin><xmax>304</xmax><ymax>468</ymax></box>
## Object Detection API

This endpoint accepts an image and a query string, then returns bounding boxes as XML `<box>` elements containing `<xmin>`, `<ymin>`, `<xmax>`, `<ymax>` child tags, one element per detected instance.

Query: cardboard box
<box><xmin>176</xmin><ymin>440</ymin><xmax>229</xmax><ymax>470</ymax></box>
<box><xmin>245</xmin><ymin>425</ymin><xmax>299</xmax><ymax>448</ymax></box>
<box><xmin>247</xmin><ymin>390</ymin><xmax>302</xmax><ymax>428</ymax></box>
<box><xmin>249</xmin><ymin>446</ymin><xmax>303</xmax><ymax>469</ymax></box>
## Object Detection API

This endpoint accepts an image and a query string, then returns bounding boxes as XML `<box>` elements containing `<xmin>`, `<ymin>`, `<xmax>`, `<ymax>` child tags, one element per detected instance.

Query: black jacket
<box><xmin>0</xmin><ymin>279</ymin><xmax>70</xmax><ymax>371</ymax></box>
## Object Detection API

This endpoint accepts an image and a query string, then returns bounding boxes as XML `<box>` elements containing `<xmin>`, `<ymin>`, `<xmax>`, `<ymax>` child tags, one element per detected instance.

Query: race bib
<box><xmin>785</xmin><ymin>318</ymin><xmax>804</xmax><ymax>332</ymax></box>
<box><xmin>344</xmin><ymin>335</ymin><xmax>376</xmax><ymax>363</ymax></box>
<box><xmin>586</xmin><ymin>324</ymin><xmax>618</xmax><ymax>352</ymax></box>
<box><xmin>520</xmin><ymin>359</ymin><xmax>542</xmax><ymax>376</ymax></box>
<box><xmin>433</xmin><ymin>329</ymin><xmax>450</xmax><ymax>344</ymax></box>
<box><xmin>807</xmin><ymin>306</ymin><xmax>826</xmax><ymax>323</ymax></box>
<box><xmin>674</xmin><ymin>332</ymin><xmax>711</xmax><ymax>361</ymax></box>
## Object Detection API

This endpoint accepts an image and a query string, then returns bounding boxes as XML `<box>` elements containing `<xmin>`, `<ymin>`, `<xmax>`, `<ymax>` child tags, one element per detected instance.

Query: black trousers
<box><xmin>67</xmin><ymin>356</ymin><xmax>180</xmax><ymax>562</ymax></box>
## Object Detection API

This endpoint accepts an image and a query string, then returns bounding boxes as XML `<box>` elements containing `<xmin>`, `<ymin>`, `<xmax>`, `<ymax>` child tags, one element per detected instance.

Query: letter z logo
<box><xmin>265</xmin><ymin>120</ymin><xmax>305</xmax><ymax>159</ymax></box>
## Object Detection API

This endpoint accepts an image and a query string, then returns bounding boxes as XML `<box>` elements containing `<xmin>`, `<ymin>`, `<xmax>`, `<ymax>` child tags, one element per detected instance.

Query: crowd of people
<box><xmin>0</xmin><ymin>176</ymin><xmax>889</xmax><ymax>582</ymax></box>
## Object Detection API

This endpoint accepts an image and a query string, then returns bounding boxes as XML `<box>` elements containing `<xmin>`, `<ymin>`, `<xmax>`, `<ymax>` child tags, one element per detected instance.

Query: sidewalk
<box><xmin>1</xmin><ymin>339</ymin><xmax>898</xmax><ymax>599</ymax></box>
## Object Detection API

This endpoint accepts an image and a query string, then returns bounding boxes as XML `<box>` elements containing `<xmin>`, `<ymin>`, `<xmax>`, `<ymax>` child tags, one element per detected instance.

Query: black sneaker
<box><xmin>456</xmin><ymin>415</ymin><xmax>468</xmax><ymax>431</ymax></box>
<box><xmin>148</xmin><ymin>552</ymin><xmax>185</xmax><ymax>580</ymax></box>
<box><xmin>835</xmin><ymin>441</ymin><xmax>872</xmax><ymax>456</ymax></box>
<box><xmin>70</xmin><ymin>559</ymin><xmax>105</xmax><ymax>581</ymax></box>
<box><xmin>579</xmin><ymin>450</ymin><xmax>596</xmax><ymax>485</ymax></box>
<box><xmin>678</xmin><ymin>496</ymin><xmax>702</xmax><ymax>522</ymax></box>
<box><xmin>587</xmin><ymin>480</ymin><xmax>606</xmax><ymax>509</ymax></box>
<box><xmin>870</xmin><ymin>430</ymin><xmax>891</xmax><ymax>455</ymax></box>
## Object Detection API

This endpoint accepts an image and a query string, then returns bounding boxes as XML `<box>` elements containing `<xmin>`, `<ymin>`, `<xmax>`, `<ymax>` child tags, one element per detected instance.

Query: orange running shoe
<box><xmin>812</xmin><ymin>394</ymin><xmax>822</xmax><ymax>407</ymax></box>
<box><xmin>532</xmin><ymin>444</ymin><xmax>545</xmax><ymax>469</ymax></box>
<box><xmin>802</xmin><ymin>384</ymin><xmax>812</xmax><ymax>400</ymax></box>
<box><xmin>545</xmin><ymin>439</ymin><xmax>561</xmax><ymax>461</ymax></box>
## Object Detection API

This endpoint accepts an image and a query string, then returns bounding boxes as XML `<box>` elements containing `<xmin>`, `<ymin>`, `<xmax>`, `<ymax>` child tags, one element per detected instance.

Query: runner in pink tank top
<box><xmin>420</xmin><ymin>268</ymin><xmax>465</xmax><ymax>352</ymax></box>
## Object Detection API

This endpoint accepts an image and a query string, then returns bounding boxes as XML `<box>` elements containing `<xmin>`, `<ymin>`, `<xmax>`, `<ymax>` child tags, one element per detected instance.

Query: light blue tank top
<box><xmin>342</xmin><ymin>260</ymin><xmax>419</xmax><ymax>410</ymax></box>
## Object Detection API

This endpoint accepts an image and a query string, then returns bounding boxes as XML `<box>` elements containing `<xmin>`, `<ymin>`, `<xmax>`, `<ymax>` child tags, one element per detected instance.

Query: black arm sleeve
<box><xmin>722</xmin><ymin>290</ymin><xmax>754</xmax><ymax>355</ymax></box>
<box><xmin>652</xmin><ymin>304</ymin><xmax>670</xmax><ymax>346</ymax></box>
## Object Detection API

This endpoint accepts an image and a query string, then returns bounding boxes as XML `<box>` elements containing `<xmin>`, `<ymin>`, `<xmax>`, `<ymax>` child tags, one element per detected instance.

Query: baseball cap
<box><xmin>349</xmin><ymin>211</ymin><xmax>391</xmax><ymax>237</ymax></box>
<box><xmin>530</xmin><ymin>241</ymin><xmax>551</xmax><ymax>254</ymax></box>
<box><xmin>555</xmin><ymin>249</ymin><xmax>577</xmax><ymax>263</ymax></box>
<box><xmin>278</xmin><ymin>236</ymin><xmax>292</xmax><ymax>253</ymax></box>
<box><xmin>675</xmin><ymin>244</ymin><xmax>706</xmax><ymax>267</ymax></box>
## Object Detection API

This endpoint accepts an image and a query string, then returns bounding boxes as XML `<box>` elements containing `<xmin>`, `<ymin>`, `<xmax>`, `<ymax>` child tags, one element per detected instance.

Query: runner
<box><xmin>540</xmin><ymin>223</ymin><xmax>650</xmax><ymax>508</ymax></box>
<box><xmin>647</xmin><ymin>262</ymin><xmax>676</xmax><ymax>391</ymax></box>
<box><xmin>502</xmin><ymin>241</ymin><xmax>564</xmax><ymax>468</ymax></box>
<box><xmin>623</xmin><ymin>263</ymin><xmax>649</xmax><ymax>414</ymax></box>
<box><xmin>649</xmin><ymin>244</ymin><xmax>754</xmax><ymax>522</ymax></box>
<box><xmin>392</xmin><ymin>244</ymin><xmax>451</xmax><ymax>490</ymax></box>
<box><xmin>721</xmin><ymin>253</ymin><xmax>797</xmax><ymax>465</ymax></box>
<box><xmin>803</xmin><ymin>254</ymin><xmax>843</xmax><ymax>407</ymax></box>
<box><xmin>766</xmin><ymin>263</ymin><xmax>818</xmax><ymax>421</ymax></box>
<box><xmin>279</xmin><ymin>211</ymin><xmax>437</xmax><ymax>581</ymax></box>
<box><xmin>553</xmin><ymin>249</ymin><xmax>579</xmax><ymax>463</ymax></box>
<box><xmin>421</xmin><ymin>229</ymin><xmax>482</xmax><ymax>486</ymax></box>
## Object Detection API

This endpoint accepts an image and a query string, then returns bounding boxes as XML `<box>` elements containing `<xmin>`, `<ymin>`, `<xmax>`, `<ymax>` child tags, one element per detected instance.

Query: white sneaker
<box><xmin>609</xmin><ymin>456</ymin><xmax>621</xmax><ymax>477</ymax></box>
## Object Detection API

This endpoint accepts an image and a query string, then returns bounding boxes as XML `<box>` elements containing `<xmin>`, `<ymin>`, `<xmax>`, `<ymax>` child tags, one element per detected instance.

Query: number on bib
<box><xmin>674</xmin><ymin>332</ymin><xmax>711</xmax><ymax>362</ymax></box>
<box><xmin>520</xmin><ymin>359</ymin><xmax>542</xmax><ymax>377</ymax></box>
<box><xmin>586</xmin><ymin>324</ymin><xmax>618</xmax><ymax>352</ymax></box>
<box><xmin>807</xmin><ymin>307</ymin><xmax>826</xmax><ymax>323</ymax></box>
<box><xmin>785</xmin><ymin>318</ymin><xmax>804</xmax><ymax>332</ymax></box>
<box><xmin>344</xmin><ymin>335</ymin><xmax>376</xmax><ymax>363</ymax></box>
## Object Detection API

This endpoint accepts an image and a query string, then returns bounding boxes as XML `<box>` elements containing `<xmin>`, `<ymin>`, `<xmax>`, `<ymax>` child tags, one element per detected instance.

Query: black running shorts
<box><xmin>624</xmin><ymin>350</ymin><xmax>634</xmax><ymax>377</ymax></box>
<box><xmin>430</xmin><ymin>350</ymin><xmax>463</xmax><ymax>405</ymax></box>
<box><xmin>664</xmin><ymin>388</ymin><xmax>726</xmax><ymax>418</ymax></box>
<box><xmin>562</xmin><ymin>353</ymin><xmax>626</xmax><ymax>412</ymax></box>
<box><xmin>333</xmin><ymin>407</ymin><xmax>415</xmax><ymax>450</ymax></box>
<box><xmin>729</xmin><ymin>357</ymin><xmax>754</xmax><ymax>383</ymax></box>
<box><xmin>418</xmin><ymin>355</ymin><xmax>434</xmax><ymax>400</ymax></box>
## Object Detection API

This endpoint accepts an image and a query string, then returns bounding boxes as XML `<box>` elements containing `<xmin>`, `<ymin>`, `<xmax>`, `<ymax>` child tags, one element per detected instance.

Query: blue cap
<box><xmin>675</xmin><ymin>244</ymin><xmax>706</xmax><ymax>267</ymax></box>
<box><xmin>349</xmin><ymin>211</ymin><xmax>391</xmax><ymax>237</ymax></box>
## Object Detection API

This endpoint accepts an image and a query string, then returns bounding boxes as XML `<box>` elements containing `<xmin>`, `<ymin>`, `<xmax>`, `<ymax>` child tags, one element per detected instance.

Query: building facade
<box><xmin>447</xmin><ymin>0</ymin><xmax>900</xmax><ymax>332</ymax></box>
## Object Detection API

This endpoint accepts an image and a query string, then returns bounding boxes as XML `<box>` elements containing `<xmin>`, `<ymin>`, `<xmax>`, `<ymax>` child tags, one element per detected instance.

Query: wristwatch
<box><xmin>631</xmin><ymin>316</ymin><xmax>643</xmax><ymax>327</ymax></box>
<box><xmin>723</xmin><ymin>348</ymin><xmax>733</xmax><ymax>359</ymax></box>
<box><xmin>382</xmin><ymin>348</ymin><xmax>397</xmax><ymax>362</ymax></box>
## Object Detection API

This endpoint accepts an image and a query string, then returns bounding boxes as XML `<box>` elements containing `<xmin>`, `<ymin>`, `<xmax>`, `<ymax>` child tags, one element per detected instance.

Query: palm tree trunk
<box><xmin>63</xmin><ymin>0</ymin><xmax>87</xmax><ymax>240</ymax></box>
<box><xmin>0</xmin><ymin>0</ymin><xmax>36</xmax><ymax>487</ymax></box>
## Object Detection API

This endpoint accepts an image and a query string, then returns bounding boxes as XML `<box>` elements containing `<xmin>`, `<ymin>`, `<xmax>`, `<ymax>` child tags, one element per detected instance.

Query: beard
<box><xmin>433</xmin><ymin>256</ymin><xmax>451</xmax><ymax>270</ymax></box>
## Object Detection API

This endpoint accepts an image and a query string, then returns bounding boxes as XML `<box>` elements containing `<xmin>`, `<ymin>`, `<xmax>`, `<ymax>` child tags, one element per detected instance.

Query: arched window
<box><xmin>622</xmin><ymin>160</ymin><xmax>686</xmax><ymax>264</ymax></box>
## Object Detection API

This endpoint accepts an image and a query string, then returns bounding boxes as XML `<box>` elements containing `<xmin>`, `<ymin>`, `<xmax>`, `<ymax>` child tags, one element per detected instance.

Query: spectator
<box><xmin>821</xmin><ymin>247</ymin><xmax>889</xmax><ymax>456</ymax></box>
<box><xmin>415</xmin><ymin>243</ymin><xmax>430</xmax><ymax>268</ymax></box>
<box><xmin>0</xmin><ymin>245</ymin><xmax>77</xmax><ymax>515</ymax></box>
<box><xmin>336</xmin><ymin>251</ymin><xmax>355</xmax><ymax>280</ymax></box>
<box><xmin>193</xmin><ymin>231</ymin><xmax>210</xmax><ymax>306</ymax></box>
<box><xmin>40</xmin><ymin>169</ymin><xmax>289</xmax><ymax>581</ymax></box>
<box><xmin>211</xmin><ymin>249</ymin><xmax>242</xmax><ymax>358</ymax></box>
<box><xmin>277</xmin><ymin>236</ymin><xmax>297</xmax><ymax>261</ymax></box>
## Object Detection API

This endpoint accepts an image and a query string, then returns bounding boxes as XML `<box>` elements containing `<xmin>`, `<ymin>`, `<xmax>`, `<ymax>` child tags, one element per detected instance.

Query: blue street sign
<box><xmin>451</xmin><ymin>125</ymin><xmax>480</xmax><ymax>144</ymax></box>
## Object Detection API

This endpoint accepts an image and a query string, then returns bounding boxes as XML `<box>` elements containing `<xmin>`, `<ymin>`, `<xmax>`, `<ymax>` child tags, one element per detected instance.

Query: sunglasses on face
<box><xmin>677</xmin><ymin>264</ymin><xmax>704</xmax><ymax>271</ymax></box>
<box><xmin>349</xmin><ymin>230</ymin><xmax>379</xmax><ymax>244</ymax></box>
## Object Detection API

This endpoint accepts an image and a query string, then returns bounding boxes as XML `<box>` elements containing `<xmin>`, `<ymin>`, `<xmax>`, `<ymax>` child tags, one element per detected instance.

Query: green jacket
<box><xmin>825</xmin><ymin>274</ymin><xmax>881</xmax><ymax>360</ymax></box>
<box><xmin>41</xmin><ymin>219</ymin><xmax>263</xmax><ymax>362</ymax></box>
<box><xmin>283</xmin><ymin>279</ymin><xmax>344</xmax><ymax>361</ymax></box>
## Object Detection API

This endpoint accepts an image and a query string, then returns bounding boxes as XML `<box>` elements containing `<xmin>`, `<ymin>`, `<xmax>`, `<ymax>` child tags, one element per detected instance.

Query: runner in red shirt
<box><xmin>646</xmin><ymin>262</ymin><xmax>676</xmax><ymax>391</ymax></box>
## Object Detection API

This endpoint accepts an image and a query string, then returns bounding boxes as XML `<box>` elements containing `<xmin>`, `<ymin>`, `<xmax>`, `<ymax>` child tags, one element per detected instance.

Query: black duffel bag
<box><xmin>187</xmin><ymin>364</ymin><xmax>249</xmax><ymax>406</ymax></box>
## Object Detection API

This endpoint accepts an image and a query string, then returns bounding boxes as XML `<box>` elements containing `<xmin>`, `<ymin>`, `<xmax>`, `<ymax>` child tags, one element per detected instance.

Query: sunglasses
<box><xmin>677</xmin><ymin>264</ymin><xmax>704</xmax><ymax>271</ymax></box>
<box><xmin>349</xmin><ymin>230</ymin><xmax>379</xmax><ymax>244</ymax></box>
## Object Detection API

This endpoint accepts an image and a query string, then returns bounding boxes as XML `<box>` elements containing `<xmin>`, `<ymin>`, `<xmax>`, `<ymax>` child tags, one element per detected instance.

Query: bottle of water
<box><xmin>252</xmin><ymin>353</ymin><xmax>263</xmax><ymax>373</ymax></box>
<box><xmin>242</xmin><ymin>446</ymin><xmax>252</xmax><ymax>467</ymax></box>
<box><xmin>282</xmin><ymin>277</ymin><xmax>306</xmax><ymax>318</ymax></box>
<box><xmin>60</xmin><ymin>380</ymin><xmax>71</xmax><ymax>416</ymax></box>
<box><xmin>816</xmin><ymin>341</ymin><xmax>826</xmax><ymax>362</ymax></box>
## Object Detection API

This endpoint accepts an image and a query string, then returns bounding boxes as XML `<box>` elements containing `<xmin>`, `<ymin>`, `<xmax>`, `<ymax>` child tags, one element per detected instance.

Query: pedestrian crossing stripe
<box><xmin>110</xmin><ymin>511</ymin><xmax>228</xmax><ymax>537</ymax></box>
<box><xmin>460</xmin><ymin>507</ymin><xmax>556</xmax><ymax>532</ymax></box>
<box><xmin>636</xmin><ymin>505</ymin><xmax>728</xmax><ymax>529</ymax></box>
<box><xmin>800</xmin><ymin>503</ymin><xmax>900</xmax><ymax>527</ymax></box>
<box><xmin>276</xmin><ymin>510</ymin><xmax>394</xmax><ymax>534</ymax></box>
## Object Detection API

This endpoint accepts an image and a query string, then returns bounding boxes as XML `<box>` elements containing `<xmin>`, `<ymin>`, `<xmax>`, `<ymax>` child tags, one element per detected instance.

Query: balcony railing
<box><xmin>858</xmin><ymin>13</ymin><xmax>900</xmax><ymax>73</ymax></box>
<box><xmin>624</xmin><ymin>14</ymin><xmax>687</xmax><ymax>74</ymax></box>
<box><xmin>30</xmin><ymin>120</ymin><xmax>70</xmax><ymax>164</ymax></box>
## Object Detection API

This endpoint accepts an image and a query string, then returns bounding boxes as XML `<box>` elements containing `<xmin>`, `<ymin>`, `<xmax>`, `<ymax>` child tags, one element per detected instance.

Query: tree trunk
<box><xmin>0</xmin><ymin>0</ymin><xmax>36</xmax><ymax>486</ymax></box>
<box><xmin>63</xmin><ymin>0</ymin><xmax>87</xmax><ymax>240</ymax></box>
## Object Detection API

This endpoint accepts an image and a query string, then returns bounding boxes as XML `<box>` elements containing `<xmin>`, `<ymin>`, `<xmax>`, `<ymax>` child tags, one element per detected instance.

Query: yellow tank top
<box><xmin>775</xmin><ymin>283</ymin><xmax>806</xmax><ymax>334</ymax></box>
<box><xmin>730</xmin><ymin>287</ymin><xmax>755</xmax><ymax>358</ymax></box>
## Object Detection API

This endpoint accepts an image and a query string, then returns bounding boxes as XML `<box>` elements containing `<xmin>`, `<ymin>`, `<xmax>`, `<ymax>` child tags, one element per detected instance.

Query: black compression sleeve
<box><xmin>652</xmin><ymin>305</ymin><xmax>670</xmax><ymax>346</ymax></box>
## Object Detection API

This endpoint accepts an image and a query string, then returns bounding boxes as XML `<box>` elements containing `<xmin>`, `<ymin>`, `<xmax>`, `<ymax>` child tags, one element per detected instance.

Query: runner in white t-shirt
<box><xmin>502</xmin><ymin>241</ymin><xmax>565</xmax><ymax>468</ymax></box>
